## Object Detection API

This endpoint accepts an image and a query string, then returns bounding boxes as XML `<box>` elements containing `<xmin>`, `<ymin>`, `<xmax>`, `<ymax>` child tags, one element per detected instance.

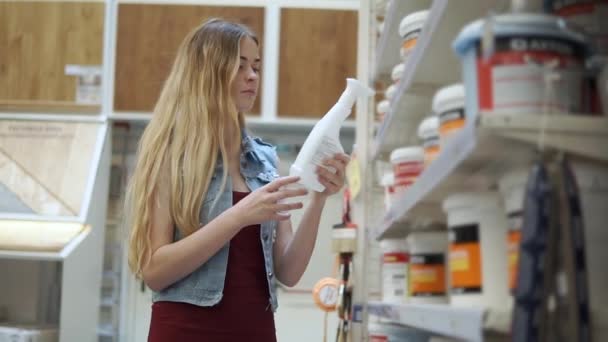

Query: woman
<box><xmin>125</xmin><ymin>18</ymin><xmax>350</xmax><ymax>341</ymax></box>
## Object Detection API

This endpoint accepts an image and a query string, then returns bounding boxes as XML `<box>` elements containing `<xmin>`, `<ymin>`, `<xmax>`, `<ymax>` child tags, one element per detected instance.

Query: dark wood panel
<box><xmin>115</xmin><ymin>4</ymin><xmax>264</xmax><ymax>114</ymax></box>
<box><xmin>278</xmin><ymin>8</ymin><xmax>358</xmax><ymax>118</ymax></box>
<box><xmin>0</xmin><ymin>1</ymin><xmax>104</xmax><ymax>111</ymax></box>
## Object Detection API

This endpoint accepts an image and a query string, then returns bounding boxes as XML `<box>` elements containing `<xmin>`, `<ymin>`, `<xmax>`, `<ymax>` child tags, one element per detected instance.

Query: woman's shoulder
<box><xmin>247</xmin><ymin>135</ymin><xmax>278</xmax><ymax>168</ymax></box>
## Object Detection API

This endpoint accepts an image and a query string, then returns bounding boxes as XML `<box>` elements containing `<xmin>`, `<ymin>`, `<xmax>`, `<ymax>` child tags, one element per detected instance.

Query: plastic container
<box><xmin>391</xmin><ymin>63</ymin><xmax>405</xmax><ymax>84</ymax></box>
<box><xmin>399</xmin><ymin>10</ymin><xmax>429</xmax><ymax>62</ymax></box>
<box><xmin>376</xmin><ymin>99</ymin><xmax>390</xmax><ymax>123</ymax></box>
<box><xmin>380</xmin><ymin>171</ymin><xmax>396</xmax><ymax>211</ymax></box>
<box><xmin>572</xmin><ymin>161</ymin><xmax>608</xmax><ymax>335</ymax></box>
<box><xmin>379</xmin><ymin>239</ymin><xmax>409</xmax><ymax>304</ymax></box>
<box><xmin>406</xmin><ymin>231</ymin><xmax>449</xmax><ymax>304</ymax></box>
<box><xmin>442</xmin><ymin>192</ymin><xmax>509</xmax><ymax>309</ymax></box>
<box><xmin>498</xmin><ymin>168</ymin><xmax>529</xmax><ymax>294</ymax></box>
<box><xmin>290</xmin><ymin>78</ymin><xmax>373</xmax><ymax>192</ymax></box>
<box><xmin>385</xmin><ymin>84</ymin><xmax>398</xmax><ymax>102</ymax></box>
<box><xmin>433</xmin><ymin>84</ymin><xmax>466</xmax><ymax>145</ymax></box>
<box><xmin>553</xmin><ymin>1</ymin><xmax>608</xmax><ymax>54</ymax></box>
<box><xmin>417</xmin><ymin>116</ymin><xmax>440</xmax><ymax>166</ymax></box>
<box><xmin>389</xmin><ymin>147</ymin><xmax>424</xmax><ymax>195</ymax></box>
<box><xmin>453</xmin><ymin>14</ymin><xmax>591</xmax><ymax>116</ymax></box>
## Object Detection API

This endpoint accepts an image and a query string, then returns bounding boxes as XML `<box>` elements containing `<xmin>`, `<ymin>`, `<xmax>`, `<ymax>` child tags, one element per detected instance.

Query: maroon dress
<box><xmin>148</xmin><ymin>191</ymin><xmax>277</xmax><ymax>341</ymax></box>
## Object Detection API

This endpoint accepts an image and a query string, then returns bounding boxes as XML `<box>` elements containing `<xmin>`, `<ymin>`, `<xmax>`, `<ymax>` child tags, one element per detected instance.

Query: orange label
<box><xmin>424</xmin><ymin>146</ymin><xmax>440</xmax><ymax>166</ymax></box>
<box><xmin>409</xmin><ymin>254</ymin><xmax>446</xmax><ymax>296</ymax></box>
<box><xmin>508</xmin><ymin>230</ymin><xmax>522</xmax><ymax>292</ymax></box>
<box><xmin>449</xmin><ymin>243</ymin><xmax>482</xmax><ymax>292</ymax></box>
<box><xmin>439</xmin><ymin>118</ymin><xmax>465</xmax><ymax>136</ymax></box>
<box><xmin>449</xmin><ymin>224</ymin><xmax>482</xmax><ymax>294</ymax></box>
<box><xmin>402</xmin><ymin>37</ymin><xmax>418</xmax><ymax>52</ymax></box>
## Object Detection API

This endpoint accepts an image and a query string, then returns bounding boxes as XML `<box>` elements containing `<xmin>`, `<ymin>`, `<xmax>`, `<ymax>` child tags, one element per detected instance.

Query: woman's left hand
<box><xmin>315</xmin><ymin>153</ymin><xmax>350</xmax><ymax>199</ymax></box>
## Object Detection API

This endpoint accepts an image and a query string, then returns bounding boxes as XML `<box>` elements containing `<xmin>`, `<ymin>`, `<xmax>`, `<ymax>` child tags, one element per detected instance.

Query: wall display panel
<box><xmin>114</xmin><ymin>4</ymin><xmax>265</xmax><ymax>115</ymax></box>
<box><xmin>278</xmin><ymin>8</ymin><xmax>358</xmax><ymax>118</ymax></box>
<box><xmin>0</xmin><ymin>120</ymin><xmax>102</xmax><ymax>217</ymax></box>
<box><xmin>0</xmin><ymin>1</ymin><xmax>105</xmax><ymax>112</ymax></box>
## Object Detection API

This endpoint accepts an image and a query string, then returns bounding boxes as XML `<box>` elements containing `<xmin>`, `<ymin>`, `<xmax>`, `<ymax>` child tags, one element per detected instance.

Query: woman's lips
<box><xmin>242</xmin><ymin>90</ymin><xmax>256</xmax><ymax>96</ymax></box>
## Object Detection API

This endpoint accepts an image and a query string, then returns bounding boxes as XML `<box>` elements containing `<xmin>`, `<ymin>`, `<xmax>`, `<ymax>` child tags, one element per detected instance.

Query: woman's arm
<box><xmin>273</xmin><ymin>154</ymin><xmax>350</xmax><ymax>286</ymax></box>
<box><xmin>142</xmin><ymin>175</ymin><xmax>305</xmax><ymax>292</ymax></box>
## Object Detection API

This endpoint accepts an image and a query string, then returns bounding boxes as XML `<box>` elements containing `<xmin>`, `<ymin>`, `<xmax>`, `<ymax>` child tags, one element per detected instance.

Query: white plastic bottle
<box><xmin>290</xmin><ymin>78</ymin><xmax>373</xmax><ymax>192</ymax></box>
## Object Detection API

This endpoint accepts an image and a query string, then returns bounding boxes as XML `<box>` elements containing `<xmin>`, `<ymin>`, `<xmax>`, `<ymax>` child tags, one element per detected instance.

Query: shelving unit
<box><xmin>361</xmin><ymin>0</ymin><xmax>608</xmax><ymax>340</ymax></box>
<box><xmin>375</xmin><ymin>113</ymin><xmax>608</xmax><ymax>239</ymax></box>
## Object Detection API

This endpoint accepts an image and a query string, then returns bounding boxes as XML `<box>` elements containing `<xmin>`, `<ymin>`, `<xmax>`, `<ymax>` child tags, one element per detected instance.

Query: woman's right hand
<box><xmin>232</xmin><ymin>176</ymin><xmax>308</xmax><ymax>227</ymax></box>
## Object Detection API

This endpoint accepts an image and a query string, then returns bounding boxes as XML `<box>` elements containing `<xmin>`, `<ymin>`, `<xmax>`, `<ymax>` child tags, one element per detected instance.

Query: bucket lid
<box><xmin>442</xmin><ymin>192</ymin><xmax>501</xmax><ymax>212</ymax></box>
<box><xmin>498</xmin><ymin>167</ymin><xmax>531</xmax><ymax>194</ymax></box>
<box><xmin>381</xmin><ymin>171</ymin><xmax>395</xmax><ymax>186</ymax></box>
<box><xmin>385</xmin><ymin>84</ymin><xmax>398</xmax><ymax>101</ymax></box>
<box><xmin>399</xmin><ymin>10</ymin><xmax>430</xmax><ymax>38</ymax></box>
<box><xmin>390</xmin><ymin>146</ymin><xmax>424</xmax><ymax>164</ymax></box>
<box><xmin>452</xmin><ymin>13</ymin><xmax>590</xmax><ymax>57</ymax></box>
<box><xmin>432</xmin><ymin>83</ymin><xmax>465</xmax><ymax>113</ymax></box>
<box><xmin>379</xmin><ymin>238</ymin><xmax>408</xmax><ymax>252</ymax></box>
<box><xmin>417</xmin><ymin>115</ymin><xmax>440</xmax><ymax>139</ymax></box>
<box><xmin>391</xmin><ymin>63</ymin><xmax>405</xmax><ymax>82</ymax></box>
<box><xmin>377</xmin><ymin>99</ymin><xmax>390</xmax><ymax>114</ymax></box>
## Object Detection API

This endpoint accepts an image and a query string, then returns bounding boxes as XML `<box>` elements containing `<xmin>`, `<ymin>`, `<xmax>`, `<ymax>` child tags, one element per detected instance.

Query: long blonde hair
<box><xmin>126</xmin><ymin>18</ymin><xmax>257</xmax><ymax>278</ymax></box>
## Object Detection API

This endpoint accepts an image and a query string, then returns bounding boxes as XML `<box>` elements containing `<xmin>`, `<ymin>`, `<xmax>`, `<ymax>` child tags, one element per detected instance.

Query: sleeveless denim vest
<box><xmin>152</xmin><ymin>133</ymin><xmax>280</xmax><ymax>312</ymax></box>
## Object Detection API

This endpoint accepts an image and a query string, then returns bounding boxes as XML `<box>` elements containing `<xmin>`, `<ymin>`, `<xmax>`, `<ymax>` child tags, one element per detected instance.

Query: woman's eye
<box><xmin>253</xmin><ymin>67</ymin><xmax>260</xmax><ymax>73</ymax></box>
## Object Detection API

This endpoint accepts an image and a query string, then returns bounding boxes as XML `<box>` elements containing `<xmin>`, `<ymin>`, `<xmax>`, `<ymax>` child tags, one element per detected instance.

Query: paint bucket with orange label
<box><xmin>406</xmin><ymin>231</ymin><xmax>448</xmax><ymax>304</ymax></box>
<box><xmin>433</xmin><ymin>83</ymin><xmax>466</xmax><ymax>146</ymax></box>
<box><xmin>399</xmin><ymin>10</ymin><xmax>429</xmax><ymax>63</ymax></box>
<box><xmin>443</xmin><ymin>192</ymin><xmax>510</xmax><ymax>309</ymax></box>
<box><xmin>498</xmin><ymin>168</ymin><xmax>530</xmax><ymax>295</ymax></box>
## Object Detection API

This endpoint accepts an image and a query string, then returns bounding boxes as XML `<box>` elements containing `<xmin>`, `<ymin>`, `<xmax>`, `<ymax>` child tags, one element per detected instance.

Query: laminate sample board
<box><xmin>278</xmin><ymin>8</ymin><xmax>358</xmax><ymax>118</ymax></box>
<box><xmin>114</xmin><ymin>4</ymin><xmax>265</xmax><ymax>115</ymax></box>
<box><xmin>0</xmin><ymin>120</ymin><xmax>101</xmax><ymax>216</ymax></box>
<box><xmin>0</xmin><ymin>1</ymin><xmax>104</xmax><ymax>112</ymax></box>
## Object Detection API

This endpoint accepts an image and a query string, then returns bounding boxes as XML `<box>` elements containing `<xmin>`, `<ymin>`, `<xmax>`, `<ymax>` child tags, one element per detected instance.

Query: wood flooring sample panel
<box><xmin>278</xmin><ymin>9</ymin><xmax>357</xmax><ymax>118</ymax></box>
<box><xmin>115</xmin><ymin>4</ymin><xmax>264</xmax><ymax>114</ymax></box>
<box><xmin>0</xmin><ymin>1</ymin><xmax>104</xmax><ymax>111</ymax></box>
<box><xmin>0</xmin><ymin>121</ymin><xmax>101</xmax><ymax>217</ymax></box>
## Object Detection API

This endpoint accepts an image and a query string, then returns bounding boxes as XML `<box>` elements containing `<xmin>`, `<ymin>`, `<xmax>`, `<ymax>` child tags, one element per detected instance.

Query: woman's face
<box><xmin>232</xmin><ymin>36</ymin><xmax>260</xmax><ymax>113</ymax></box>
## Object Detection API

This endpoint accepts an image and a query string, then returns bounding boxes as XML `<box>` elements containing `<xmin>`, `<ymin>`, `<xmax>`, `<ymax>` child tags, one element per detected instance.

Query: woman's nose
<box><xmin>247</xmin><ymin>67</ymin><xmax>259</xmax><ymax>82</ymax></box>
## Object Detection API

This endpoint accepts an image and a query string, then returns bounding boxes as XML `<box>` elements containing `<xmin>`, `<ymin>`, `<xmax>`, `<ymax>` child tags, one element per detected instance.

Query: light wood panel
<box><xmin>0</xmin><ymin>1</ymin><xmax>104</xmax><ymax>112</ymax></box>
<box><xmin>278</xmin><ymin>8</ymin><xmax>358</xmax><ymax>118</ymax></box>
<box><xmin>114</xmin><ymin>4</ymin><xmax>265</xmax><ymax>114</ymax></box>
<box><xmin>0</xmin><ymin>121</ymin><xmax>101</xmax><ymax>216</ymax></box>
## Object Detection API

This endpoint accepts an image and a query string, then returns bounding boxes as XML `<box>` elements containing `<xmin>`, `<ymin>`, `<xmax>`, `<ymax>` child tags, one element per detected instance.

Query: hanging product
<box><xmin>453</xmin><ymin>13</ymin><xmax>592</xmax><ymax>115</ymax></box>
<box><xmin>432</xmin><ymin>83</ymin><xmax>466</xmax><ymax>146</ymax></box>
<box><xmin>406</xmin><ymin>231</ymin><xmax>448</xmax><ymax>304</ymax></box>
<box><xmin>600</xmin><ymin>58</ymin><xmax>608</xmax><ymax>116</ymax></box>
<box><xmin>442</xmin><ymin>192</ymin><xmax>510</xmax><ymax>309</ymax></box>
<box><xmin>512</xmin><ymin>157</ymin><xmax>592</xmax><ymax>342</ymax></box>
<box><xmin>389</xmin><ymin>146</ymin><xmax>424</xmax><ymax>196</ymax></box>
<box><xmin>399</xmin><ymin>10</ymin><xmax>429</xmax><ymax>62</ymax></box>
<box><xmin>498</xmin><ymin>167</ymin><xmax>530</xmax><ymax>295</ymax></box>
<box><xmin>379</xmin><ymin>238</ymin><xmax>409</xmax><ymax>304</ymax></box>
<box><xmin>417</xmin><ymin>116</ymin><xmax>440</xmax><ymax>166</ymax></box>
<box><xmin>551</xmin><ymin>0</ymin><xmax>608</xmax><ymax>54</ymax></box>
<box><xmin>512</xmin><ymin>160</ymin><xmax>552</xmax><ymax>342</ymax></box>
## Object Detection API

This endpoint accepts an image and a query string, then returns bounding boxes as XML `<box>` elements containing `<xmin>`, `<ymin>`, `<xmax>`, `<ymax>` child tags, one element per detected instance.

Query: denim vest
<box><xmin>152</xmin><ymin>133</ymin><xmax>280</xmax><ymax>312</ymax></box>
